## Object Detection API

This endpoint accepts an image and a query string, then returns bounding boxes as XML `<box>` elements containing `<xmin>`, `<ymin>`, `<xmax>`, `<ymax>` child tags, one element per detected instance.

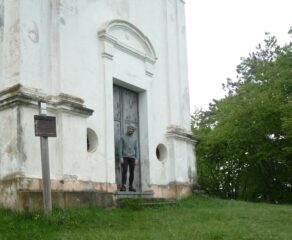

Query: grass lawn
<box><xmin>0</xmin><ymin>196</ymin><xmax>291</xmax><ymax>240</ymax></box>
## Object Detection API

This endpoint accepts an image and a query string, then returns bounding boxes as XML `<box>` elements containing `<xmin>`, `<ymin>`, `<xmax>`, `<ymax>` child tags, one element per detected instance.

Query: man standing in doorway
<box><xmin>118</xmin><ymin>124</ymin><xmax>139</xmax><ymax>192</ymax></box>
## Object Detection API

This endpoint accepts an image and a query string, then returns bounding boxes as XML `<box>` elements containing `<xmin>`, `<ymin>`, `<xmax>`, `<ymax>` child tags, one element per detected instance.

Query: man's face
<box><xmin>127</xmin><ymin>127</ymin><xmax>135</xmax><ymax>135</ymax></box>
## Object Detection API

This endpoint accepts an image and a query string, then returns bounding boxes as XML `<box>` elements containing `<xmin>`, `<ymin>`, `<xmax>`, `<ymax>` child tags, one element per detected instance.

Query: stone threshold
<box><xmin>115</xmin><ymin>191</ymin><xmax>154</xmax><ymax>199</ymax></box>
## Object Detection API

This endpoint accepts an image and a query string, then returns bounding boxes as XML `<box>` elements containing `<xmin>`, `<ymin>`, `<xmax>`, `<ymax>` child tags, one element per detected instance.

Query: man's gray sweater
<box><xmin>118</xmin><ymin>134</ymin><xmax>139</xmax><ymax>159</ymax></box>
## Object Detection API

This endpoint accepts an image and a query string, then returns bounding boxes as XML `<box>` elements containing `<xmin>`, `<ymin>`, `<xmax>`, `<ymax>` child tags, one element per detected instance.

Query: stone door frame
<box><xmin>113</xmin><ymin>85</ymin><xmax>141</xmax><ymax>191</ymax></box>
<box><xmin>98</xmin><ymin>20</ymin><xmax>157</xmax><ymax>191</ymax></box>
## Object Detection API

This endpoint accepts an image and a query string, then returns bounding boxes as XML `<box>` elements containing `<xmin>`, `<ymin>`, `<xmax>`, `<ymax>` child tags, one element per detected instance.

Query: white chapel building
<box><xmin>0</xmin><ymin>0</ymin><xmax>197</xmax><ymax>210</ymax></box>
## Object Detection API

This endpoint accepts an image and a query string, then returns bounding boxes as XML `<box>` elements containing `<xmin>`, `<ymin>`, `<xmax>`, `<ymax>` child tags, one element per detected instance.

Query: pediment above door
<box><xmin>98</xmin><ymin>19</ymin><xmax>157</xmax><ymax>77</ymax></box>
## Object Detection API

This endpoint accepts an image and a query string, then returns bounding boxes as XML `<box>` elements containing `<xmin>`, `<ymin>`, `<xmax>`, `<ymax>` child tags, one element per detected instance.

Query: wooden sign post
<box><xmin>34</xmin><ymin>102</ymin><xmax>56</xmax><ymax>214</ymax></box>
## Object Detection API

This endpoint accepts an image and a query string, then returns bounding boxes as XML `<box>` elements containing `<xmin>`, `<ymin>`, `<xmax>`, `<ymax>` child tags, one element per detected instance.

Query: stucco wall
<box><xmin>0</xmin><ymin>107</ymin><xmax>20</xmax><ymax>179</ymax></box>
<box><xmin>0</xmin><ymin>0</ymin><xmax>197</xmax><ymax>203</ymax></box>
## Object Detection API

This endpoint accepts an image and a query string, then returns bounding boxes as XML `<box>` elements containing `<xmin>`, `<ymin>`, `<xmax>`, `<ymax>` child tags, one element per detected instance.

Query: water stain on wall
<box><xmin>21</xmin><ymin>20</ymin><xmax>39</xmax><ymax>43</ymax></box>
<box><xmin>107</xmin><ymin>0</ymin><xmax>130</xmax><ymax>19</ymax></box>
<box><xmin>4</xmin><ymin>140</ymin><xmax>16</xmax><ymax>155</ymax></box>
<box><xmin>17</xmin><ymin>107</ymin><xmax>27</xmax><ymax>163</ymax></box>
<box><xmin>59</xmin><ymin>0</ymin><xmax>78</xmax><ymax>17</ymax></box>
<box><xmin>0</xmin><ymin>1</ymin><xmax>4</xmax><ymax>42</ymax></box>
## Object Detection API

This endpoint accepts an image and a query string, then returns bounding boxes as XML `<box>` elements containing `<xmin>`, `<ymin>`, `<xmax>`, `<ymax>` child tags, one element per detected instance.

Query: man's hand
<box><xmin>135</xmin><ymin>159</ymin><xmax>139</xmax><ymax>165</ymax></box>
<box><xmin>120</xmin><ymin>158</ymin><xmax>124</xmax><ymax>165</ymax></box>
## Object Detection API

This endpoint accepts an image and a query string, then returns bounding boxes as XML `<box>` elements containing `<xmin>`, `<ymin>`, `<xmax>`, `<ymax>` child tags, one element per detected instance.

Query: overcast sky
<box><xmin>185</xmin><ymin>0</ymin><xmax>292</xmax><ymax>112</ymax></box>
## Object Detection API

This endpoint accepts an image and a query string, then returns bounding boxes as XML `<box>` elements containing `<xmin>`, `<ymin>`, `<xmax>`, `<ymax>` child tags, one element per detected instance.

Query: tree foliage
<box><xmin>192</xmin><ymin>30</ymin><xmax>292</xmax><ymax>203</ymax></box>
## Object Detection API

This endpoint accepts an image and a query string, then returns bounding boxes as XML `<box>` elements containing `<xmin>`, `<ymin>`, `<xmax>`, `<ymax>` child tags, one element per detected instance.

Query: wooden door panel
<box><xmin>113</xmin><ymin>85</ymin><xmax>140</xmax><ymax>191</ymax></box>
<box><xmin>122</xmin><ymin>90</ymin><xmax>139</xmax><ymax>125</ymax></box>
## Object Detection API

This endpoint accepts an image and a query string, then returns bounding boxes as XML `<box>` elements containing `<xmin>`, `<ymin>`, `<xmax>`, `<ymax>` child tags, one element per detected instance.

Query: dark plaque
<box><xmin>34</xmin><ymin>115</ymin><xmax>57</xmax><ymax>137</ymax></box>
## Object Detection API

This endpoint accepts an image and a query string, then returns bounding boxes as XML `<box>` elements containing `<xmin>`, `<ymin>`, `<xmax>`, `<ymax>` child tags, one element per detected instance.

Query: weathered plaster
<box><xmin>0</xmin><ymin>0</ymin><xmax>3</xmax><ymax>58</ymax></box>
<box><xmin>151</xmin><ymin>182</ymin><xmax>192</xmax><ymax>199</ymax></box>
<box><xmin>0</xmin><ymin>1</ymin><xmax>3</xmax><ymax>30</ymax></box>
<box><xmin>1</xmin><ymin>177</ymin><xmax>116</xmax><ymax>193</ymax></box>
<box><xmin>0</xmin><ymin>177</ymin><xmax>117</xmax><ymax>211</ymax></box>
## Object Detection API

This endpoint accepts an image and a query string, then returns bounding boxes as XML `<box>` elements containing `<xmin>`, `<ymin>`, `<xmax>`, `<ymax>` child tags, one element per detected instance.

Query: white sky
<box><xmin>185</xmin><ymin>0</ymin><xmax>292</xmax><ymax>112</ymax></box>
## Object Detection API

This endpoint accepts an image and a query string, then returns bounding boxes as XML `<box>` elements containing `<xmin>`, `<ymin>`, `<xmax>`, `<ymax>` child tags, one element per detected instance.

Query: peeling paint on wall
<box><xmin>26</xmin><ymin>21</ymin><xmax>39</xmax><ymax>43</ymax></box>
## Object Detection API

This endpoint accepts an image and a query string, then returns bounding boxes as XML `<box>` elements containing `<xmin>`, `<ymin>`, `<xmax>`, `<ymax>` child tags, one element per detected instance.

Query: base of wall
<box><xmin>151</xmin><ymin>182</ymin><xmax>193</xmax><ymax>199</ymax></box>
<box><xmin>0</xmin><ymin>177</ymin><xmax>117</xmax><ymax>211</ymax></box>
<box><xmin>0</xmin><ymin>178</ymin><xmax>194</xmax><ymax>211</ymax></box>
<box><xmin>18</xmin><ymin>191</ymin><xmax>115</xmax><ymax>211</ymax></box>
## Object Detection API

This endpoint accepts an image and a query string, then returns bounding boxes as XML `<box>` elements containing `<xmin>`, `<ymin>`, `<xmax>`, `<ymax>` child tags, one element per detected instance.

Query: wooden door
<box><xmin>113</xmin><ymin>85</ymin><xmax>140</xmax><ymax>191</ymax></box>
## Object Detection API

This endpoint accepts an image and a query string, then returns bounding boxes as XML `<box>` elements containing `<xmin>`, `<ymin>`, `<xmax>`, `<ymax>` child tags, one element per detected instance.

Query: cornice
<box><xmin>166</xmin><ymin>125</ymin><xmax>198</xmax><ymax>143</ymax></box>
<box><xmin>0</xmin><ymin>84</ymin><xmax>94</xmax><ymax>117</ymax></box>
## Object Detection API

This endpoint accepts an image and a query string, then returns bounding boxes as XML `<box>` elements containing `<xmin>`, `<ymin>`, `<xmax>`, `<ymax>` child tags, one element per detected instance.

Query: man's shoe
<box><xmin>120</xmin><ymin>185</ymin><xmax>126</xmax><ymax>191</ymax></box>
<box><xmin>129</xmin><ymin>186</ymin><xmax>136</xmax><ymax>192</ymax></box>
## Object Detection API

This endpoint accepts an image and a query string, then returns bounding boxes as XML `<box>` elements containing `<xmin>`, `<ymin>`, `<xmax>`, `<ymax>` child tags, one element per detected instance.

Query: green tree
<box><xmin>192</xmin><ymin>30</ymin><xmax>292</xmax><ymax>203</ymax></box>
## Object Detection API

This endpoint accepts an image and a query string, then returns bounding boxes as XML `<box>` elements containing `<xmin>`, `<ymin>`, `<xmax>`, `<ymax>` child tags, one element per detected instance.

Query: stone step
<box><xmin>116</xmin><ymin>192</ymin><xmax>178</xmax><ymax>208</ymax></box>
<box><xmin>140</xmin><ymin>199</ymin><xmax>177</xmax><ymax>207</ymax></box>
<box><xmin>115</xmin><ymin>191</ymin><xmax>154</xmax><ymax>199</ymax></box>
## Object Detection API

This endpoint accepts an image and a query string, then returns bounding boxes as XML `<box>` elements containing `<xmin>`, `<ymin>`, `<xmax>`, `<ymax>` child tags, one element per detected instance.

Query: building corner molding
<box><xmin>166</xmin><ymin>125</ymin><xmax>198</xmax><ymax>143</ymax></box>
<box><xmin>0</xmin><ymin>84</ymin><xmax>94</xmax><ymax>117</ymax></box>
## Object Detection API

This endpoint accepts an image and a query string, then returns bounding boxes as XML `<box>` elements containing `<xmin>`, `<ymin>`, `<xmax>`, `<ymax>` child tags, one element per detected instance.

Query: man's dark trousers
<box><xmin>121</xmin><ymin>157</ymin><xmax>135</xmax><ymax>187</ymax></box>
